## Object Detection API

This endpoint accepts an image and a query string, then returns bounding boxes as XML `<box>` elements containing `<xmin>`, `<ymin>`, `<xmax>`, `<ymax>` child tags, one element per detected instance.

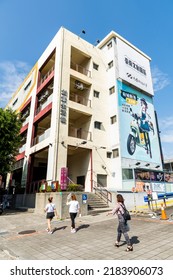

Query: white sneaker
<box><xmin>71</xmin><ymin>228</ymin><xmax>76</xmax><ymax>233</ymax></box>
<box><xmin>48</xmin><ymin>231</ymin><xmax>53</xmax><ymax>234</ymax></box>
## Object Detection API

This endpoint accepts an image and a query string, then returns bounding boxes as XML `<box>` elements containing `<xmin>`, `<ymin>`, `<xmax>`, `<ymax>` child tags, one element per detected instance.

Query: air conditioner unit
<box><xmin>75</xmin><ymin>80</ymin><xmax>84</xmax><ymax>90</ymax></box>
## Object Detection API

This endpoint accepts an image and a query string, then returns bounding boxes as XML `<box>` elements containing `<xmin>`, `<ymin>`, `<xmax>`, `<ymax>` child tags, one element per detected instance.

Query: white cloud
<box><xmin>162</xmin><ymin>144</ymin><xmax>173</xmax><ymax>160</ymax></box>
<box><xmin>161</xmin><ymin>131</ymin><xmax>173</xmax><ymax>143</ymax></box>
<box><xmin>159</xmin><ymin>116</ymin><xmax>173</xmax><ymax>130</ymax></box>
<box><xmin>158</xmin><ymin>115</ymin><xmax>173</xmax><ymax>159</ymax></box>
<box><xmin>0</xmin><ymin>60</ymin><xmax>31</xmax><ymax>108</ymax></box>
<box><xmin>151</xmin><ymin>66</ymin><xmax>170</xmax><ymax>92</ymax></box>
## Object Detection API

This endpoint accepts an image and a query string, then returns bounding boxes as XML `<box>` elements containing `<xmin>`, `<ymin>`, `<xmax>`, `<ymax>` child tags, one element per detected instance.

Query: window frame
<box><xmin>93</xmin><ymin>90</ymin><xmax>100</xmax><ymax>98</ymax></box>
<box><xmin>110</xmin><ymin>115</ymin><xmax>117</xmax><ymax>124</ymax></box>
<box><xmin>112</xmin><ymin>148</ymin><xmax>119</xmax><ymax>158</ymax></box>
<box><xmin>109</xmin><ymin>86</ymin><xmax>115</xmax><ymax>95</ymax></box>
<box><xmin>93</xmin><ymin>63</ymin><xmax>99</xmax><ymax>70</ymax></box>
<box><xmin>94</xmin><ymin>121</ymin><xmax>102</xmax><ymax>130</ymax></box>
<box><xmin>108</xmin><ymin>60</ymin><xmax>113</xmax><ymax>69</ymax></box>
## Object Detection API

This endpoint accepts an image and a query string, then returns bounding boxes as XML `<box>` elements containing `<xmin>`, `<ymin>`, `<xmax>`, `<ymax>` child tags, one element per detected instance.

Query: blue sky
<box><xmin>0</xmin><ymin>0</ymin><xmax>173</xmax><ymax>160</ymax></box>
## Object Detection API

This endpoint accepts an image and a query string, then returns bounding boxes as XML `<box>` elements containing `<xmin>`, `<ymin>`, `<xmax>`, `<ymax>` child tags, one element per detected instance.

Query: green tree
<box><xmin>0</xmin><ymin>108</ymin><xmax>22</xmax><ymax>176</ymax></box>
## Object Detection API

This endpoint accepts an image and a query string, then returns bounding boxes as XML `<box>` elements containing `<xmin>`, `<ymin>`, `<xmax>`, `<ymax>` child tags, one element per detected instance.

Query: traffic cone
<box><xmin>160</xmin><ymin>203</ymin><xmax>168</xmax><ymax>220</ymax></box>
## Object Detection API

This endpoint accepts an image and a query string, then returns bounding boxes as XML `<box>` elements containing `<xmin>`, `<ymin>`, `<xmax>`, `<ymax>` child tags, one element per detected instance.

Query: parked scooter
<box><xmin>127</xmin><ymin>108</ymin><xmax>154</xmax><ymax>158</ymax></box>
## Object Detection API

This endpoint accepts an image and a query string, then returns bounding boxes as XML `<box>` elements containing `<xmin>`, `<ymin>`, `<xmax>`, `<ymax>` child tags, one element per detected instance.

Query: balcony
<box><xmin>71</xmin><ymin>62</ymin><xmax>91</xmax><ymax>78</ymax></box>
<box><xmin>37</xmin><ymin>67</ymin><xmax>54</xmax><ymax>92</ymax></box>
<box><xmin>22</xmin><ymin>115</ymin><xmax>30</xmax><ymax>126</ymax></box>
<box><xmin>40</xmin><ymin>66</ymin><xmax>54</xmax><ymax>86</ymax></box>
<box><xmin>70</xmin><ymin>92</ymin><xmax>91</xmax><ymax>107</ymax></box>
<box><xmin>19</xmin><ymin>144</ymin><xmax>26</xmax><ymax>154</ymax></box>
<box><xmin>36</xmin><ymin>94</ymin><xmax>53</xmax><ymax>115</ymax></box>
<box><xmin>21</xmin><ymin>107</ymin><xmax>30</xmax><ymax>126</ymax></box>
<box><xmin>69</xmin><ymin>127</ymin><xmax>92</xmax><ymax>141</ymax></box>
<box><xmin>13</xmin><ymin>159</ymin><xmax>24</xmax><ymax>171</ymax></box>
<box><xmin>32</xmin><ymin>127</ymin><xmax>51</xmax><ymax>146</ymax></box>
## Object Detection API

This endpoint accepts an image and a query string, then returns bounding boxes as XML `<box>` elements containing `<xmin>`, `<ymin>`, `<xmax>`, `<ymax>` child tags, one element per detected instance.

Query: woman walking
<box><xmin>44</xmin><ymin>196</ymin><xmax>58</xmax><ymax>234</ymax></box>
<box><xmin>107</xmin><ymin>194</ymin><xmax>133</xmax><ymax>251</ymax></box>
<box><xmin>66</xmin><ymin>194</ymin><xmax>81</xmax><ymax>233</ymax></box>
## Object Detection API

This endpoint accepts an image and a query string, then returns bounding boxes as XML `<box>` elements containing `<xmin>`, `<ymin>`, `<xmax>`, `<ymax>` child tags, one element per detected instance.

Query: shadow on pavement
<box><xmin>131</xmin><ymin>236</ymin><xmax>140</xmax><ymax>244</ymax></box>
<box><xmin>0</xmin><ymin>208</ymin><xmax>32</xmax><ymax>216</ymax></box>
<box><xmin>52</xmin><ymin>226</ymin><xmax>67</xmax><ymax>233</ymax></box>
<box><xmin>77</xmin><ymin>224</ymin><xmax>90</xmax><ymax>231</ymax></box>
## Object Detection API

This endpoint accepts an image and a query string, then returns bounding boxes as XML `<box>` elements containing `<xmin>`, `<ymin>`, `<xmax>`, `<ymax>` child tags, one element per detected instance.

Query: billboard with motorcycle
<box><xmin>118</xmin><ymin>81</ymin><xmax>162</xmax><ymax>164</ymax></box>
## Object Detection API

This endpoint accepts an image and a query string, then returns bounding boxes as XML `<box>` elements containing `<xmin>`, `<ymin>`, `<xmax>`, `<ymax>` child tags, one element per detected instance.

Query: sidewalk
<box><xmin>0</xmin><ymin>208</ymin><xmax>173</xmax><ymax>260</ymax></box>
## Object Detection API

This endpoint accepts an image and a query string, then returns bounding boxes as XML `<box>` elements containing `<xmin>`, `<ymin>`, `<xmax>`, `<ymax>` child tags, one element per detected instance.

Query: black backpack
<box><xmin>121</xmin><ymin>204</ymin><xmax>131</xmax><ymax>221</ymax></box>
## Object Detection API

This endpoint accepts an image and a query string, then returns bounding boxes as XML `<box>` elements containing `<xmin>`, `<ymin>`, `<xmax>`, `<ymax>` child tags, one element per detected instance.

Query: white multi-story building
<box><xmin>6</xmin><ymin>27</ymin><xmax>164</xmax><ymax>194</ymax></box>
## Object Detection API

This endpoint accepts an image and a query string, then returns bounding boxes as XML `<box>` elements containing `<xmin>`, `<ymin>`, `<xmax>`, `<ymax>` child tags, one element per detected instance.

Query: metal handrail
<box><xmin>92</xmin><ymin>180</ymin><xmax>112</xmax><ymax>204</ymax></box>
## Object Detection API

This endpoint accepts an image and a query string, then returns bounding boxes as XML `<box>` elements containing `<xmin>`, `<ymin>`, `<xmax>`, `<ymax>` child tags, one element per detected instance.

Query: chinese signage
<box><xmin>60</xmin><ymin>89</ymin><xmax>67</xmax><ymax>124</ymax></box>
<box><xmin>151</xmin><ymin>183</ymin><xmax>165</xmax><ymax>193</ymax></box>
<box><xmin>116</xmin><ymin>37</ymin><xmax>153</xmax><ymax>95</ymax></box>
<box><xmin>60</xmin><ymin>167</ymin><xmax>68</xmax><ymax>190</ymax></box>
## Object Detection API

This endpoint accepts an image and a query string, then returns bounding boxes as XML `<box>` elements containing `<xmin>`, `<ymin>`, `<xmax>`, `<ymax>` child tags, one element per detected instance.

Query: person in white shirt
<box><xmin>44</xmin><ymin>197</ymin><xmax>58</xmax><ymax>234</ymax></box>
<box><xmin>66</xmin><ymin>194</ymin><xmax>81</xmax><ymax>233</ymax></box>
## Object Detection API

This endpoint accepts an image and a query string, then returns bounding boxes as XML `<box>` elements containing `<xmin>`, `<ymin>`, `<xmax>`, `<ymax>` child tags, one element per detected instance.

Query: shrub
<box><xmin>46</xmin><ymin>185</ymin><xmax>52</xmax><ymax>192</ymax></box>
<box><xmin>66</xmin><ymin>184</ymin><xmax>83</xmax><ymax>192</ymax></box>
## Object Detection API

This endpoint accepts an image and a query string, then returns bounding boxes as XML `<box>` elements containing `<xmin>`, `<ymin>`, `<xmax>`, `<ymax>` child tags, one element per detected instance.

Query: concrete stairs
<box><xmin>87</xmin><ymin>193</ymin><xmax>111</xmax><ymax>215</ymax></box>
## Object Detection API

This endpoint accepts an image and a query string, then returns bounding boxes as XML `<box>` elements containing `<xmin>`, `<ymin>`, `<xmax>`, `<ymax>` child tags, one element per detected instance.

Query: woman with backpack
<box><xmin>107</xmin><ymin>194</ymin><xmax>133</xmax><ymax>251</ymax></box>
<box><xmin>44</xmin><ymin>196</ymin><xmax>58</xmax><ymax>234</ymax></box>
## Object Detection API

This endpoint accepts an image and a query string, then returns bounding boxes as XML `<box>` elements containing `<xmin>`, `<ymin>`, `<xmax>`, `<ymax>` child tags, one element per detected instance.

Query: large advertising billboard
<box><xmin>116</xmin><ymin>38</ymin><xmax>153</xmax><ymax>95</ymax></box>
<box><xmin>118</xmin><ymin>81</ymin><xmax>162</xmax><ymax>164</ymax></box>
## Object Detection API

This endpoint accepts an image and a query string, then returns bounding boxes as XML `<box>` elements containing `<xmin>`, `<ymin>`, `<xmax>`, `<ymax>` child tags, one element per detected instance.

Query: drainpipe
<box><xmin>90</xmin><ymin>150</ymin><xmax>93</xmax><ymax>192</ymax></box>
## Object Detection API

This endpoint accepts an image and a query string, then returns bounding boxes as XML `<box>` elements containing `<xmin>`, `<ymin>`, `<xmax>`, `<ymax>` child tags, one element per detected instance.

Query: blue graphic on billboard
<box><xmin>118</xmin><ymin>81</ymin><xmax>162</xmax><ymax>164</ymax></box>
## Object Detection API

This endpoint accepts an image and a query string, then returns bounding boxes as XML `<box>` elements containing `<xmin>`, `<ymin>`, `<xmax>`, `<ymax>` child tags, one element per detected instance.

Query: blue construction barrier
<box><xmin>144</xmin><ymin>192</ymin><xmax>173</xmax><ymax>202</ymax></box>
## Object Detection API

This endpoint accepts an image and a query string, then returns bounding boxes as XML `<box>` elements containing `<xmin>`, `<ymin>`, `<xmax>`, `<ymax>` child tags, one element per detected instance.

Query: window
<box><xmin>12</xmin><ymin>98</ymin><xmax>18</xmax><ymax>106</ymax></box>
<box><xmin>110</xmin><ymin>115</ymin><xmax>117</xmax><ymax>124</ymax></box>
<box><xmin>108</xmin><ymin>60</ymin><xmax>113</xmax><ymax>69</ymax></box>
<box><xmin>94</xmin><ymin>121</ymin><xmax>102</xmax><ymax>130</ymax></box>
<box><xmin>93</xmin><ymin>90</ymin><xmax>100</xmax><ymax>98</ymax></box>
<box><xmin>93</xmin><ymin>63</ymin><xmax>99</xmax><ymax>70</ymax></box>
<box><xmin>107</xmin><ymin>152</ymin><xmax>112</xmax><ymax>158</ymax></box>
<box><xmin>24</xmin><ymin>80</ymin><xmax>31</xmax><ymax>91</ymax></box>
<box><xmin>122</xmin><ymin>169</ymin><xmax>133</xmax><ymax>180</ymax></box>
<box><xmin>112</xmin><ymin>148</ymin><xmax>119</xmax><ymax>158</ymax></box>
<box><xmin>109</xmin><ymin>86</ymin><xmax>115</xmax><ymax>95</ymax></box>
<box><xmin>107</xmin><ymin>41</ymin><xmax>112</xmax><ymax>49</ymax></box>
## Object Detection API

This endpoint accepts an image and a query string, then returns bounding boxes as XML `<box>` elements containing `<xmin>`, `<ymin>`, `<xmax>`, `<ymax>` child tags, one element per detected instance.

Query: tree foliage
<box><xmin>0</xmin><ymin>108</ymin><xmax>22</xmax><ymax>176</ymax></box>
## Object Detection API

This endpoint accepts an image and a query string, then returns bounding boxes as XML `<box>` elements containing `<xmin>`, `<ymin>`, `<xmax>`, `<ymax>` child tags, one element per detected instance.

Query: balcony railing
<box><xmin>69</xmin><ymin>127</ymin><xmax>92</xmax><ymax>141</ymax></box>
<box><xmin>12</xmin><ymin>159</ymin><xmax>24</xmax><ymax>171</ymax></box>
<box><xmin>71</xmin><ymin>62</ymin><xmax>91</xmax><ymax>77</ymax></box>
<box><xmin>32</xmin><ymin>127</ymin><xmax>51</xmax><ymax>146</ymax></box>
<box><xmin>70</xmin><ymin>93</ymin><xmax>91</xmax><ymax>107</ymax></box>
<box><xmin>19</xmin><ymin>144</ymin><xmax>26</xmax><ymax>154</ymax></box>
<box><xmin>38</xmin><ymin>66</ymin><xmax>54</xmax><ymax>87</ymax></box>
<box><xmin>35</xmin><ymin>94</ymin><xmax>53</xmax><ymax>115</ymax></box>
<box><xmin>22</xmin><ymin>115</ymin><xmax>30</xmax><ymax>126</ymax></box>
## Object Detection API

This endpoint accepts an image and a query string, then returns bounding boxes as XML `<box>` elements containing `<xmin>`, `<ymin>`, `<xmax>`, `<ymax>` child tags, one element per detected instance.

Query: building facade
<box><xmin>6</xmin><ymin>27</ymin><xmax>165</xmax><ymax>194</ymax></box>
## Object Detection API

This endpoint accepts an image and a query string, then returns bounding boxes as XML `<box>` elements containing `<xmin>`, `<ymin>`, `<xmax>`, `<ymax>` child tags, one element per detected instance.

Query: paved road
<box><xmin>0</xmin><ymin>208</ymin><xmax>173</xmax><ymax>260</ymax></box>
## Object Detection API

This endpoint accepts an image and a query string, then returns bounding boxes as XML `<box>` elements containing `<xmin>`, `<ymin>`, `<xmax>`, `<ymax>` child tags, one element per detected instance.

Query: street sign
<box><xmin>82</xmin><ymin>194</ymin><xmax>87</xmax><ymax>204</ymax></box>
